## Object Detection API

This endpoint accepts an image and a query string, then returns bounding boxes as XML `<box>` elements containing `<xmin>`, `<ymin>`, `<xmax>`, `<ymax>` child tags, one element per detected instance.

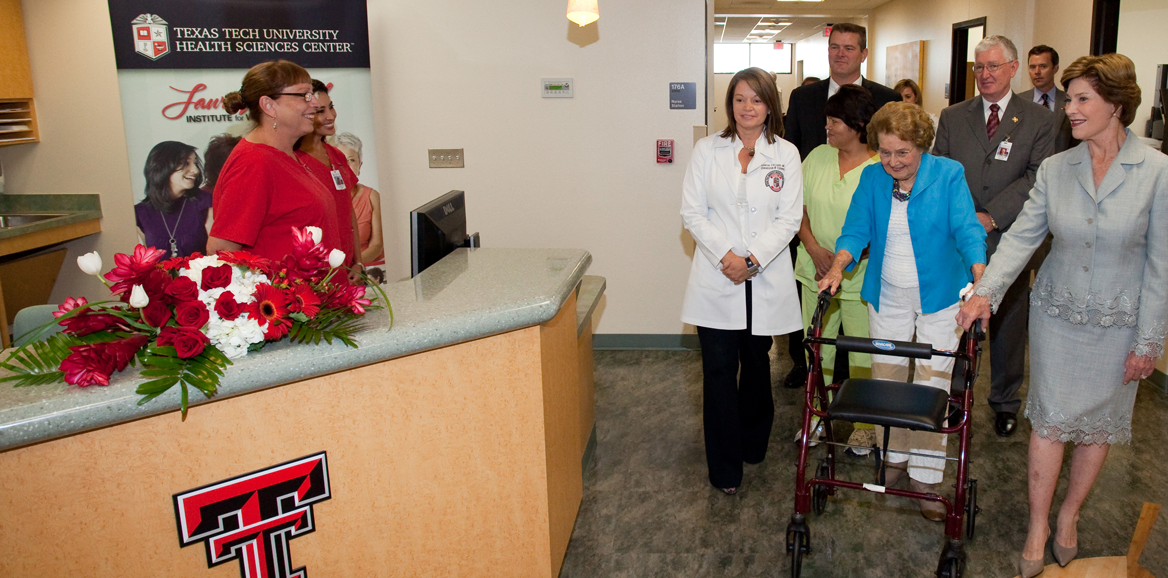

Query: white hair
<box><xmin>330</xmin><ymin>132</ymin><xmax>363</xmax><ymax>162</ymax></box>
<box><xmin>974</xmin><ymin>35</ymin><xmax>1018</xmax><ymax>63</ymax></box>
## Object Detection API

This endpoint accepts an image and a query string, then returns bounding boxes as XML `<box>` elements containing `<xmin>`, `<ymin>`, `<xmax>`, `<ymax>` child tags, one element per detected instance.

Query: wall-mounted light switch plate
<box><xmin>428</xmin><ymin>148</ymin><xmax>464</xmax><ymax>168</ymax></box>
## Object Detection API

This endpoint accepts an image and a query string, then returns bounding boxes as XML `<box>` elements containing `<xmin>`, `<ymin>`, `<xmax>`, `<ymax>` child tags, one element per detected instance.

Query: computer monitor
<box><xmin>410</xmin><ymin>189</ymin><xmax>470</xmax><ymax>277</ymax></box>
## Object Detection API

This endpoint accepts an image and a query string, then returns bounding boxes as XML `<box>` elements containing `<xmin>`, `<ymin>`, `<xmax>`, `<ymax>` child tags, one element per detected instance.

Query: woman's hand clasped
<box><xmin>1123</xmin><ymin>352</ymin><xmax>1156</xmax><ymax>383</ymax></box>
<box><xmin>720</xmin><ymin>250</ymin><xmax>755</xmax><ymax>285</ymax></box>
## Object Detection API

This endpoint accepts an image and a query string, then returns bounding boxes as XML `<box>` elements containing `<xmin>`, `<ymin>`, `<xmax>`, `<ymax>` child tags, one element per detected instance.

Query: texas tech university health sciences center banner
<box><xmin>107</xmin><ymin>0</ymin><xmax>380</xmax><ymax>206</ymax></box>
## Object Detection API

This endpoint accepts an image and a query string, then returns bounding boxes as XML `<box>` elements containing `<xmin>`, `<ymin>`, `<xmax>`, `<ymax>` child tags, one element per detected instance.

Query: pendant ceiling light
<box><xmin>566</xmin><ymin>0</ymin><xmax>599</xmax><ymax>27</ymax></box>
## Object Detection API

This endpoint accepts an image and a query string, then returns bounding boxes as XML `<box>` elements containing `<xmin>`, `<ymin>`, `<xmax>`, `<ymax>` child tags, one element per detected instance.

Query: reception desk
<box><xmin>0</xmin><ymin>248</ymin><xmax>602</xmax><ymax>578</ymax></box>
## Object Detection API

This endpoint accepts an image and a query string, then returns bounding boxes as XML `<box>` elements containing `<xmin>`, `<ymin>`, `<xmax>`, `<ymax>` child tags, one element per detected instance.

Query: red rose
<box><xmin>214</xmin><ymin>291</ymin><xmax>243</xmax><ymax>320</ymax></box>
<box><xmin>174</xmin><ymin>300</ymin><xmax>210</xmax><ymax>328</ymax></box>
<box><xmin>141</xmin><ymin>301</ymin><xmax>172</xmax><ymax>328</ymax></box>
<box><xmin>158</xmin><ymin>326</ymin><xmax>210</xmax><ymax>358</ymax></box>
<box><xmin>165</xmin><ymin>276</ymin><xmax>199</xmax><ymax>303</ymax></box>
<box><xmin>201</xmin><ymin>264</ymin><xmax>233</xmax><ymax>291</ymax></box>
<box><xmin>139</xmin><ymin>269</ymin><xmax>175</xmax><ymax>303</ymax></box>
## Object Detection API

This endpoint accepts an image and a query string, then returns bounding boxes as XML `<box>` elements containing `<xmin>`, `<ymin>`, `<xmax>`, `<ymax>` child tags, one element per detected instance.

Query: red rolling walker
<box><xmin>785</xmin><ymin>290</ymin><xmax>985</xmax><ymax>578</ymax></box>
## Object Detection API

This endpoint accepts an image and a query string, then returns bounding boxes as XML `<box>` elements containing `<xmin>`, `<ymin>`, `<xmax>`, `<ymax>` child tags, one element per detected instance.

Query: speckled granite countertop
<box><xmin>0</xmin><ymin>247</ymin><xmax>592</xmax><ymax>451</ymax></box>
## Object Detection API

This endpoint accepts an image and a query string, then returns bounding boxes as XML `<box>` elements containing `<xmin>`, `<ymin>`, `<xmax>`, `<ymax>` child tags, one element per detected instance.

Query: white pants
<box><xmin>869</xmin><ymin>281</ymin><xmax>961</xmax><ymax>484</ymax></box>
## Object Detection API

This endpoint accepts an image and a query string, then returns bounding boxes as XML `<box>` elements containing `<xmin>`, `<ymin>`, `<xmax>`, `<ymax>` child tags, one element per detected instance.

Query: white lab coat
<box><xmin>680</xmin><ymin>132</ymin><xmax>803</xmax><ymax>335</ymax></box>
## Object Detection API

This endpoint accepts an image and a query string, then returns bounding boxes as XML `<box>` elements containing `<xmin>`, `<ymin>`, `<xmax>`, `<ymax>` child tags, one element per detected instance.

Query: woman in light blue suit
<box><xmin>819</xmin><ymin>102</ymin><xmax>987</xmax><ymax>522</ymax></box>
<box><xmin>959</xmin><ymin>54</ymin><xmax>1168</xmax><ymax>577</ymax></box>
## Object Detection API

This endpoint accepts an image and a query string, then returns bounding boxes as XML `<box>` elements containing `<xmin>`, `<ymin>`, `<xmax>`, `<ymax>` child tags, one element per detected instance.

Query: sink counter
<box><xmin>0</xmin><ymin>194</ymin><xmax>102</xmax><ymax>254</ymax></box>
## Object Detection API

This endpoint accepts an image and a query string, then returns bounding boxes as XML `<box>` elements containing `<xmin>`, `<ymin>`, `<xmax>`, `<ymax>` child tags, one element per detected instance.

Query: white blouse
<box><xmin>882</xmin><ymin>197</ymin><xmax>919</xmax><ymax>288</ymax></box>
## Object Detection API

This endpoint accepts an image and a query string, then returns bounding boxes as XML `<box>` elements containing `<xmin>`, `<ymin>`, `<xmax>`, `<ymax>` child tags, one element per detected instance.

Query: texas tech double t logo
<box><xmin>174</xmin><ymin>453</ymin><xmax>331</xmax><ymax>578</ymax></box>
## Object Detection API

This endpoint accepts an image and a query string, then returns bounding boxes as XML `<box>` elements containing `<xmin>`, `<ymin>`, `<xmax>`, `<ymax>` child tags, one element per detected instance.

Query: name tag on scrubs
<box><xmin>994</xmin><ymin>140</ymin><xmax>1013</xmax><ymax>161</ymax></box>
<box><xmin>330</xmin><ymin>169</ymin><xmax>346</xmax><ymax>190</ymax></box>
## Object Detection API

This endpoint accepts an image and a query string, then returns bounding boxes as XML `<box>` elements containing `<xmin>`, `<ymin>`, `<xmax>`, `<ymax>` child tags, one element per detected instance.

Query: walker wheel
<box><xmin>964</xmin><ymin>479</ymin><xmax>980</xmax><ymax>539</ymax></box>
<box><xmin>812</xmin><ymin>460</ymin><xmax>830</xmax><ymax>515</ymax></box>
<box><xmin>936</xmin><ymin>557</ymin><xmax>964</xmax><ymax>578</ymax></box>
<box><xmin>787</xmin><ymin>528</ymin><xmax>809</xmax><ymax>578</ymax></box>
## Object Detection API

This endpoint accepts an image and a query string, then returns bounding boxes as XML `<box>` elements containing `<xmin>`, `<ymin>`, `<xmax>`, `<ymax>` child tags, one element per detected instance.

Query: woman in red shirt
<box><xmin>207</xmin><ymin>60</ymin><xmax>344</xmax><ymax>263</ymax></box>
<box><xmin>294</xmin><ymin>79</ymin><xmax>361</xmax><ymax>269</ymax></box>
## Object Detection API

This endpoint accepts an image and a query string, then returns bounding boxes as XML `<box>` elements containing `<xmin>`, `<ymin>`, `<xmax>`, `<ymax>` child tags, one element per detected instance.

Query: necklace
<box><xmin>293</xmin><ymin>154</ymin><xmax>313</xmax><ymax>174</ymax></box>
<box><xmin>161</xmin><ymin>198</ymin><xmax>187</xmax><ymax>257</ymax></box>
<box><xmin>747</xmin><ymin>147</ymin><xmax>755</xmax><ymax>157</ymax></box>
<box><xmin>892</xmin><ymin>179</ymin><xmax>912</xmax><ymax>202</ymax></box>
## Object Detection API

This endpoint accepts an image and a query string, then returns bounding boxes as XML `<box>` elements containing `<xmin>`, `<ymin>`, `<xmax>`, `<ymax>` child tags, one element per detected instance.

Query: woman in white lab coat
<box><xmin>681</xmin><ymin>67</ymin><xmax>804</xmax><ymax>495</ymax></box>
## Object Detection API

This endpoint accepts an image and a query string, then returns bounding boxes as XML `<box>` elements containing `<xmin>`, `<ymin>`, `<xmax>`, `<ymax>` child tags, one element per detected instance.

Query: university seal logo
<box><xmin>132</xmin><ymin>13</ymin><xmax>170</xmax><ymax>60</ymax></box>
<box><xmin>764</xmin><ymin>169</ymin><xmax>785</xmax><ymax>192</ymax></box>
<box><xmin>174</xmin><ymin>452</ymin><xmax>331</xmax><ymax>578</ymax></box>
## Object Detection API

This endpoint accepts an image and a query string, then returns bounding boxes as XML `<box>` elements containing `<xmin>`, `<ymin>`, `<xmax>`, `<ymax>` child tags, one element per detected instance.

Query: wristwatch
<box><xmin>745</xmin><ymin>255</ymin><xmax>760</xmax><ymax>276</ymax></box>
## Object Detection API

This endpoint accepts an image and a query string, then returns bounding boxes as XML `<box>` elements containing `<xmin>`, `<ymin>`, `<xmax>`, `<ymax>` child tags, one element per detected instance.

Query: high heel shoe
<box><xmin>1018</xmin><ymin>555</ymin><xmax>1045</xmax><ymax>578</ymax></box>
<box><xmin>1019</xmin><ymin>527</ymin><xmax>1049</xmax><ymax>578</ymax></box>
<box><xmin>1052</xmin><ymin>540</ymin><xmax>1077</xmax><ymax>567</ymax></box>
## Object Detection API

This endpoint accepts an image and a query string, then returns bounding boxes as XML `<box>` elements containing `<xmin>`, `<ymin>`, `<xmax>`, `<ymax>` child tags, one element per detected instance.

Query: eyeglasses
<box><xmin>272</xmin><ymin>92</ymin><xmax>316</xmax><ymax>102</ymax></box>
<box><xmin>972</xmin><ymin>60</ymin><xmax>1016</xmax><ymax>74</ymax></box>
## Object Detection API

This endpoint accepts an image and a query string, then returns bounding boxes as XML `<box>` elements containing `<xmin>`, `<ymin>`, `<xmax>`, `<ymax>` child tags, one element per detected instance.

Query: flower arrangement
<box><xmin>1</xmin><ymin>226</ymin><xmax>390</xmax><ymax>417</ymax></box>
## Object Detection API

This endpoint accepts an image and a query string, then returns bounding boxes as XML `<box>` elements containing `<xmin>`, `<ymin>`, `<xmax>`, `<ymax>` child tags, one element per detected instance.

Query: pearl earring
<box><xmin>273</xmin><ymin>118</ymin><xmax>278</xmax><ymax>131</ymax></box>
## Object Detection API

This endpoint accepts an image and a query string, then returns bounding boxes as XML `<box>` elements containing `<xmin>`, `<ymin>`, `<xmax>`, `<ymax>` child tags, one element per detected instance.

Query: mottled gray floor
<box><xmin>560</xmin><ymin>338</ymin><xmax>1168</xmax><ymax>577</ymax></box>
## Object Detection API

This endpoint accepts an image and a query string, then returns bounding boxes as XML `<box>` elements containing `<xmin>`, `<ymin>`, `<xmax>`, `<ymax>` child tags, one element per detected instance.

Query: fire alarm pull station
<box><xmin>657</xmin><ymin>139</ymin><xmax>674</xmax><ymax>164</ymax></box>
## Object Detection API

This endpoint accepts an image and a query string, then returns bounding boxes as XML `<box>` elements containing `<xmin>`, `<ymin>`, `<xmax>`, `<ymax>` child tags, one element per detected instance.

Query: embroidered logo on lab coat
<box><xmin>764</xmin><ymin>170</ymin><xmax>785</xmax><ymax>192</ymax></box>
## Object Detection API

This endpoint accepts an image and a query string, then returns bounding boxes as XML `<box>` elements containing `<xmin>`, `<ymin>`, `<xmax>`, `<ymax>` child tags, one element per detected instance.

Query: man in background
<box><xmin>1023</xmin><ymin>45</ymin><xmax>1076</xmax><ymax>152</ymax></box>
<box><xmin>784</xmin><ymin>23</ymin><xmax>902</xmax><ymax>159</ymax></box>
<box><xmin>934</xmin><ymin>35</ymin><xmax>1055</xmax><ymax>438</ymax></box>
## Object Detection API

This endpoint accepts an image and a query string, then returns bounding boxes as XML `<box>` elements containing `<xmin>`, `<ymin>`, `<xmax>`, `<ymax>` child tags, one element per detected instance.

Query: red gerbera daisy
<box><xmin>160</xmin><ymin>252</ymin><xmax>203</xmax><ymax>271</ymax></box>
<box><xmin>251</xmin><ymin>283</ymin><xmax>291</xmax><ymax>340</ymax></box>
<box><xmin>216</xmin><ymin>250</ymin><xmax>273</xmax><ymax>274</ymax></box>
<box><xmin>287</xmin><ymin>284</ymin><xmax>321</xmax><ymax>318</ymax></box>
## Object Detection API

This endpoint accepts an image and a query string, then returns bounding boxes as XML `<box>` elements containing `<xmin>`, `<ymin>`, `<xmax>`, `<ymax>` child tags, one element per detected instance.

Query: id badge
<box><xmin>994</xmin><ymin>141</ymin><xmax>1013</xmax><ymax>161</ymax></box>
<box><xmin>330</xmin><ymin>169</ymin><xmax>346</xmax><ymax>190</ymax></box>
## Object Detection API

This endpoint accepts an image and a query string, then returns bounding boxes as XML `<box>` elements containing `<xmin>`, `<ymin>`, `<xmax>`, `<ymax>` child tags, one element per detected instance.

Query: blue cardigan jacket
<box><xmin>836</xmin><ymin>153</ymin><xmax>987</xmax><ymax>314</ymax></box>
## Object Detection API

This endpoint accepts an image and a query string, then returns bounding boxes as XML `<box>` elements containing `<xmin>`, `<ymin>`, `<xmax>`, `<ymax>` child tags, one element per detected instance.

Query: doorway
<box><xmin>949</xmin><ymin>18</ymin><xmax>986</xmax><ymax>106</ymax></box>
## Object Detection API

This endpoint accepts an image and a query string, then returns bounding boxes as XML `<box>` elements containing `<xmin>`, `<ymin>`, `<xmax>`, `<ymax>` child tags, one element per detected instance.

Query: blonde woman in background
<box><xmin>332</xmin><ymin>132</ymin><xmax>385</xmax><ymax>279</ymax></box>
<box><xmin>895</xmin><ymin>79</ymin><xmax>938</xmax><ymax>131</ymax></box>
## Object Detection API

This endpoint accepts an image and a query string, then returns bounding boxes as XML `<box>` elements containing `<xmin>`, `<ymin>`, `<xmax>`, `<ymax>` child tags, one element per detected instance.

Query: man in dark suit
<box><xmin>934</xmin><ymin>35</ymin><xmax>1055</xmax><ymax>437</ymax></box>
<box><xmin>778</xmin><ymin>23</ymin><xmax>902</xmax><ymax>397</ymax></box>
<box><xmin>1023</xmin><ymin>45</ymin><xmax>1077</xmax><ymax>152</ymax></box>
<box><xmin>784</xmin><ymin>22</ymin><xmax>902</xmax><ymax>160</ymax></box>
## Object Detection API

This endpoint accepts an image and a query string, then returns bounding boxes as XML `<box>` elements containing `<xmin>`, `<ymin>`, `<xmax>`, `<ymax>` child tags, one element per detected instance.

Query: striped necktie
<box><xmin>987</xmin><ymin>103</ymin><xmax>1001</xmax><ymax>140</ymax></box>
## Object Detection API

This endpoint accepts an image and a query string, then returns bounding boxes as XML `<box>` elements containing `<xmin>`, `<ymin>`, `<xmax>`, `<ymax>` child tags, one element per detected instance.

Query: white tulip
<box><xmin>328</xmin><ymin>249</ymin><xmax>346</xmax><ymax>269</ymax></box>
<box><xmin>129</xmin><ymin>284</ymin><xmax>150</xmax><ymax>308</ymax></box>
<box><xmin>306</xmin><ymin>226</ymin><xmax>322</xmax><ymax>244</ymax></box>
<box><xmin>77</xmin><ymin>252</ymin><xmax>103</xmax><ymax>276</ymax></box>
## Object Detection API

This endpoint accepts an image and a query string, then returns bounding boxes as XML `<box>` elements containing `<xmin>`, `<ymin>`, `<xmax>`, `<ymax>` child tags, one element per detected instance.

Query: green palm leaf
<box><xmin>134</xmin><ymin>345</ymin><xmax>232</xmax><ymax>419</ymax></box>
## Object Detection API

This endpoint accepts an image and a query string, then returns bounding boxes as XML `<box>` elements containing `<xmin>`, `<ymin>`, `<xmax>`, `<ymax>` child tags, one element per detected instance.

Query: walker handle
<box><xmin>835</xmin><ymin>335</ymin><xmax>935</xmax><ymax>359</ymax></box>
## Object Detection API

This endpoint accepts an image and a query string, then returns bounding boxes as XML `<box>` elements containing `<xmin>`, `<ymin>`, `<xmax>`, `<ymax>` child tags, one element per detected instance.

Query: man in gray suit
<box><xmin>934</xmin><ymin>35</ymin><xmax>1055</xmax><ymax>437</ymax></box>
<box><xmin>1023</xmin><ymin>45</ymin><xmax>1077</xmax><ymax>152</ymax></box>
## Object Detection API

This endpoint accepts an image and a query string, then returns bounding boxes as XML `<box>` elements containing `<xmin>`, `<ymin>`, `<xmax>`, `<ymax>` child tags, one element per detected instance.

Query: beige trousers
<box><xmin>869</xmin><ymin>281</ymin><xmax>961</xmax><ymax>484</ymax></box>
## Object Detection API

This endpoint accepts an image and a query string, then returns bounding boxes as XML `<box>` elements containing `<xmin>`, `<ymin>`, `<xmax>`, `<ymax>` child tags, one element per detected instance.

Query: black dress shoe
<box><xmin>994</xmin><ymin>412</ymin><xmax>1018</xmax><ymax>437</ymax></box>
<box><xmin>783</xmin><ymin>365</ymin><xmax>808</xmax><ymax>389</ymax></box>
